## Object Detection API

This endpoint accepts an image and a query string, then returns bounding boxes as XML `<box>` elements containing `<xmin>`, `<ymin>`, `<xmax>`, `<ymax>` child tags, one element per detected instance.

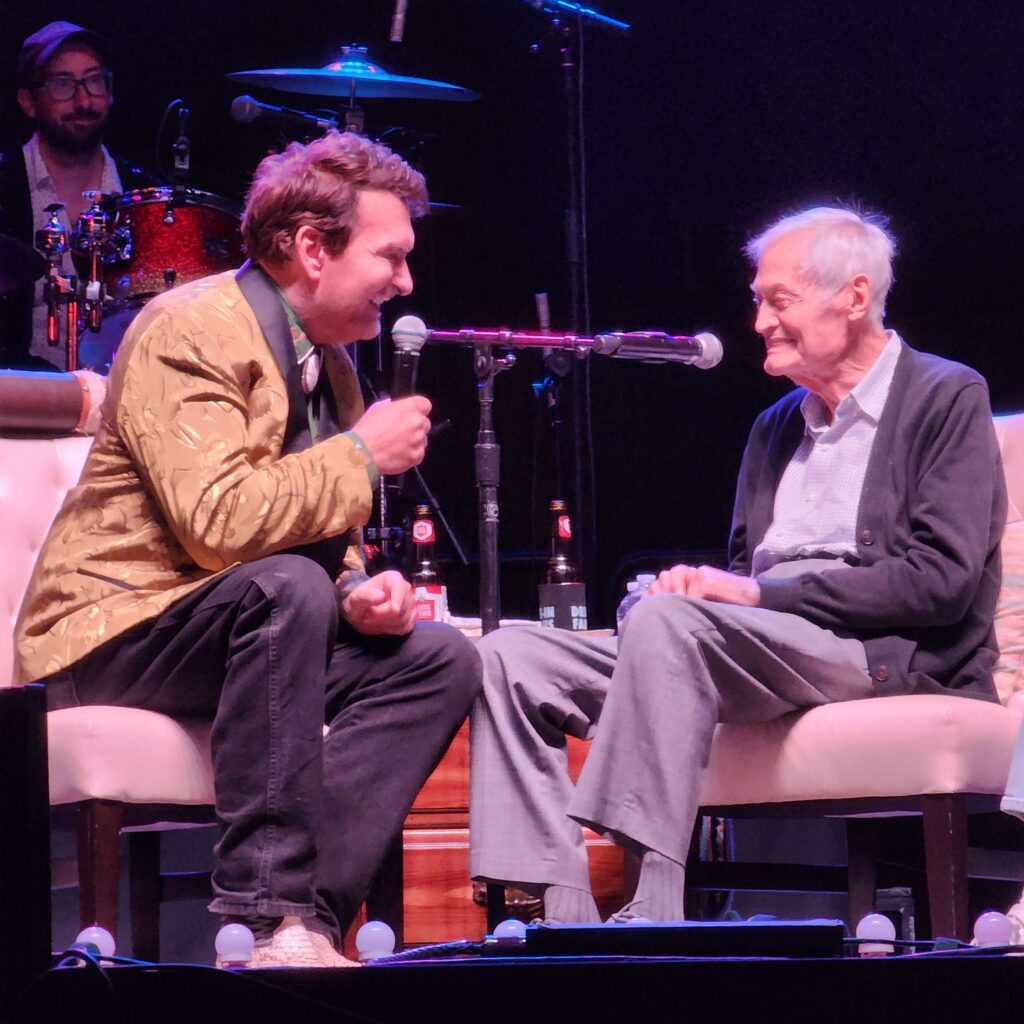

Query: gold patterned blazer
<box><xmin>15</xmin><ymin>266</ymin><xmax>373</xmax><ymax>684</ymax></box>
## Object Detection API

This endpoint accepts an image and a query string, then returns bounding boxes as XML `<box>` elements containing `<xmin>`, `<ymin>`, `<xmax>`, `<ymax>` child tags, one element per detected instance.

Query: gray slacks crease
<box><xmin>469</xmin><ymin>584</ymin><xmax>875</xmax><ymax>892</ymax></box>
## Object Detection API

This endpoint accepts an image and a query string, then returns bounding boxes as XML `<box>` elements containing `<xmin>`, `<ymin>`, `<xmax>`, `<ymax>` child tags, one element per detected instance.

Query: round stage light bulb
<box><xmin>493</xmin><ymin>918</ymin><xmax>528</xmax><ymax>940</ymax></box>
<box><xmin>356</xmin><ymin>920</ymin><xmax>396</xmax><ymax>961</ymax></box>
<box><xmin>855</xmin><ymin>913</ymin><xmax>896</xmax><ymax>956</ymax></box>
<box><xmin>215</xmin><ymin>923</ymin><xmax>255</xmax><ymax>966</ymax></box>
<box><xmin>74</xmin><ymin>925</ymin><xmax>116</xmax><ymax>958</ymax></box>
<box><xmin>973</xmin><ymin>910</ymin><xmax>1014</xmax><ymax>948</ymax></box>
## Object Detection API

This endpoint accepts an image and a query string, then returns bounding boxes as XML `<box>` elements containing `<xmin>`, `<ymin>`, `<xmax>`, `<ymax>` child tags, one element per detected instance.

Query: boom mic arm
<box><xmin>420</xmin><ymin>325</ymin><xmax>724</xmax><ymax>368</ymax></box>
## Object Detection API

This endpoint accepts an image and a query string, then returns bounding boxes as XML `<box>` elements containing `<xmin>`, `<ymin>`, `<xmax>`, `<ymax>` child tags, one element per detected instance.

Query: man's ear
<box><xmin>846</xmin><ymin>273</ymin><xmax>872</xmax><ymax>322</ymax></box>
<box><xmin>16</xmin><ymin>88</ymin><xmax>37</xmax><ymax>119</ymax></box>
<box><xmin>292</xmin><ymin>225</ymin><xmax>325</xmax><ymax>281</ymax></box>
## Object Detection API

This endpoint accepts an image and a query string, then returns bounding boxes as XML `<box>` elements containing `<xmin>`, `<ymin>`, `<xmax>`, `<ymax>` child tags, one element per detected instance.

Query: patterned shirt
<box><xmin>751</xmin><ymin>330</ymin><xmax>902</xmax><ymax>576</ymax></box>
<box><xmin>24</xmin><ymin>133</ymin><xmax>121</xmax><ymax>367</ymax></box>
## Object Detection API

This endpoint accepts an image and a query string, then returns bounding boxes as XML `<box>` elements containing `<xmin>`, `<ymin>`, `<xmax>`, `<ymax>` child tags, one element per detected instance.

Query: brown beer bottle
<box><xmin>545</xmin><ymin>499</ymin><xmax>580</xmax><ymax>584</ymax></box>
<box><xmin>411</xmin><ymin>504</ymin><xmax>448</xmax><ymax>622</ymax></box>
<box><xmin>539</xmin><ymin>499</ymin><xmax>587</xmax><ymax>630</ymax></box>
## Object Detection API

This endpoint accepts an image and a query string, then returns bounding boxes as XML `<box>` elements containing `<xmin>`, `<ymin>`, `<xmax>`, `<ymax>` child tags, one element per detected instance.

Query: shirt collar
<box><xmin>258</xmin><ymin>265</ymin><xmax>315</xmax><ymax>362</ymax></box>
<box><xmin>801</xmin><ymin>329</ymin><xmax>902</xmax><ymax>432</ymax></box>
<box><xmin>23</xmin><ymin>132</ymin><xmax>120</xmax><ymax>195</ymax></box>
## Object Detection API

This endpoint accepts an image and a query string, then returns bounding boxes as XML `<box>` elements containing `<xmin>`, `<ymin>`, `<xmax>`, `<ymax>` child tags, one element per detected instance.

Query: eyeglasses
<box><xmin>33</xmin><ymin>71</ymin><xmax>112</xmax><ymax>102</ymax></box>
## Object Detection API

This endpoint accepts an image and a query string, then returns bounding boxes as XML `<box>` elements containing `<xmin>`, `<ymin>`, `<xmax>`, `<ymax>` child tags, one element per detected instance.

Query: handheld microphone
<box><xmin>230</xmin><ymin>95</ymin><xmax>338</xmax><ymax>135</ymax></box>
<box><xmin>591</xmin><ymin>331</ymin><xmax>723</xmax><ymax>369</ymax></box>
<box><xmin>388</xmin><ymin>314</ymin><xmax>428</xmax><ymax>492</ymax></box>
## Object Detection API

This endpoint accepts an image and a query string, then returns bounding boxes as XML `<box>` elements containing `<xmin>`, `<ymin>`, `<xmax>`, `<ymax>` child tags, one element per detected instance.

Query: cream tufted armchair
<box><xmin>0</xmin><ymin>373</ymin><xmax>408</xmax><ymax>975</ymax></box>
<box><xmin>0</xmin><ymin>426</ymin><xmax>217</xmax><ymax>968</ymax></box>
<box><xmin>686</xmin><ymin>412</ymin><xmax>1024</xmax><ymax>940</ymax></box>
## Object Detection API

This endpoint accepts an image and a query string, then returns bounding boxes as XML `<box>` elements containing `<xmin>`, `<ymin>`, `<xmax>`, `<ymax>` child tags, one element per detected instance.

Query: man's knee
<box><xmin>247</xmin><ymin>554</ymin><xmax>337</xmax><ymax>611</ymax></box>
<box><xmin>620</xmin><ymin>593</ymin><xmax>709</xmax><ymax>648</ymax></box>
<box><xmin>476</xmin><ymin>626</ymin><xmax>550</xmax><ymax>701</ymax></box>
<box><xmin>408</xmin><ymin>622</ymin><xmax>483</xmax><ymax>710</ymax></box>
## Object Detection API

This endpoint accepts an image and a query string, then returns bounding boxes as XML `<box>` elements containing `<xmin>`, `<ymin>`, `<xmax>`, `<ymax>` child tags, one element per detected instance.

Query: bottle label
<box><xmin>414</xmin><ymin>583</ymin><xmax>448</xmax><ymax>623</ymax></box>
<box><xmin>412</xmin><ymin>518</ymin><xmax>436</xmax><ymax>544</ymax></box>
<box><xmin>538</xmin><ymin>582</ymin><xmax>587</xmax><ymax>631</ymax></box>
<box><xmin>557</xmin><ymin>515</ymin><xmax>572</xmax><ymax>539</ymax></box>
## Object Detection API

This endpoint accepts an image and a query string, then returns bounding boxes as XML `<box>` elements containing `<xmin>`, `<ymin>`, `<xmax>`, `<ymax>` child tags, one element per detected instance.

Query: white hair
<box><xmin>744</xmin><ymin>207</ymin><xmax>897</xmax><ymax>324</ymax></box>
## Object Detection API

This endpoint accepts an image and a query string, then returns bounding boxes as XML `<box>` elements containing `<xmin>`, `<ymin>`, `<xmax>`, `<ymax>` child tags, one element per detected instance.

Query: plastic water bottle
<box><xmin>616</xmin><ymin>573</ymin><xmax>656</xmax><ymax>632</ymax></box>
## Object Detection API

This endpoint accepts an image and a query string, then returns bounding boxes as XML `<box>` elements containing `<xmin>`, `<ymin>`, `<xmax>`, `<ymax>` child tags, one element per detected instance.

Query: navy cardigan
<box><xmin>729</xmin><ymin>342</ymin><xmax>1006</xmax><ymax>701</ymax></box>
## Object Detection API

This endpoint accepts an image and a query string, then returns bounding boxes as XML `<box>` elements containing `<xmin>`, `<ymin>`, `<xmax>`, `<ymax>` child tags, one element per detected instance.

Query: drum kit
<box><xmin>0</xmin><ymin>45</ymin><xmax>479</xmax><ymax>373</ymax></box>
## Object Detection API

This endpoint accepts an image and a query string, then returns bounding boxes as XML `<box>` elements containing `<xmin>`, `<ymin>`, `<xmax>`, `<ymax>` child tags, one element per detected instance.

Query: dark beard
<box><xmin>37</xmin><ymin>115</ymin><xmax>107</xmax><ymax>156</ymax></box>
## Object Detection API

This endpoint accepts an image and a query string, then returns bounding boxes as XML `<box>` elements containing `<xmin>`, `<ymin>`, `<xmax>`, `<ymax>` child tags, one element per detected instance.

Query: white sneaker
<box><xmin>305</xmin><ymin>927</ymin><xmax>361</xmax><ymax>968</ymax></box>
<box><xmin>217</xmin><ymin>916</ymin><xmax>358</xmax><ymax>969</ymax></box>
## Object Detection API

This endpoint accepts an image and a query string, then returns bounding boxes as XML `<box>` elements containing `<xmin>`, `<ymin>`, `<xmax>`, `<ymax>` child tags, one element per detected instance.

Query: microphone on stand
<box><xmin>230</xmin><ymin>96</ymin><xmax>338</xmax><ymax>134</ymax></box>
<box><xmin>390</xmin><ymin>0</ymin><xmax>409</xmax><ymax>41</ymax></box>
<box><xmin>592</xmin><ymin>331</ymin><xmax>723</xmax><ymax>368</ymax></box>
<box><xmin>173</xmin><ymin>104</ymin><xmax>191</xmax><ymax>179</ymax></box>
<box><xmin>420</xmin><ymin>324</ymin><xmax>725</xmax><ymax>369</ymax></box>
<box><xmin>388</xmin><ymin>314</ymin><xmax>428</xmax><ymax>492</ymax></box>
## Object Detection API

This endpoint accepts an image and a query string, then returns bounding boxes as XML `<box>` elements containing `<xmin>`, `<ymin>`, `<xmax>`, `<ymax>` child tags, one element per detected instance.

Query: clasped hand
<box><xmin>646</xmin><ymin>564</ymin><xmax>761</xmax><ymax>606</ymax></box>
<box><xmin>341</xmin><ymin>571</ymin><xmax>417</xmax><ymax>635</ymax></box>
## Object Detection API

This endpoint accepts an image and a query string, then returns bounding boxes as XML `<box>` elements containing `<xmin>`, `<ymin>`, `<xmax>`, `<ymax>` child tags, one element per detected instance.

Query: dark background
<box><xmin>4</xmin><ymin>0</ymin><xmax>1023</xmax><ymax>624</ymax></box>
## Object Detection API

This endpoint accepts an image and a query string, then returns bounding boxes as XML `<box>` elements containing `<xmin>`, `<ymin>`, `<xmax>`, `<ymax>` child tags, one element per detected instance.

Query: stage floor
<box><xmin>8</xmin><ymin>951</ymin><xmax>1024</xmax><ymax>1024</ymax></box>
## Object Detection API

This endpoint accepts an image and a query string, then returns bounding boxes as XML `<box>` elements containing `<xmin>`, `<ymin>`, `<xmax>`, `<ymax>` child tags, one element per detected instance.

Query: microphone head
<box><xmin>591</xmin><ymin>333</ymin><xmax>621</xmax><ymax>355</ymax></box>
<box><xmin>392</xmin><ymin>314</ymin><xmax>428</xmax><ymax>353</ymax></box>
<box><xmin>230</xmin><ymin>95</ymin><xmax>259</xmax><ymax>124</ymax></box>
<box><xmin>693</xmin><ymin>332</ymin><xmax>723</xmax><ymax>369</ymax></box>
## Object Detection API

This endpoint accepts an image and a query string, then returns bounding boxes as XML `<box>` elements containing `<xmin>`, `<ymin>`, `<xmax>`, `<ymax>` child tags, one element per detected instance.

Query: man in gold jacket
<box><xmin>14</xmin><ymin>131</ymin><xmax>481</xmax><ymax>967</ymax></box>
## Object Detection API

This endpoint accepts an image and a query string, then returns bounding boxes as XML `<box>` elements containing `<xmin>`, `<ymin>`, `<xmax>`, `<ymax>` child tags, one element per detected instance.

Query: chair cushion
<box><xmin>47</xmin><ymin>705</ymin><xmax>214</xmax><ymax>806</ymax></box>
<box><xmin>701</xmin><ymin>694</ymin><xmax>1021</xmax><ymax>807</ymax></box>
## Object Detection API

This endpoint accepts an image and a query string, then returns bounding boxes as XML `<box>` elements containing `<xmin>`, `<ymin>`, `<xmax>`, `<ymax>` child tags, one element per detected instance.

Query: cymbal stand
<box><xmin>474</xmin><ymin>343</ymin><xmax>516</xmax><ymax>634</ymax></box>
<box><xmin>35</xmin><ymin>204</ymin><xmax>80</xmax><ymax>372</ymax></box>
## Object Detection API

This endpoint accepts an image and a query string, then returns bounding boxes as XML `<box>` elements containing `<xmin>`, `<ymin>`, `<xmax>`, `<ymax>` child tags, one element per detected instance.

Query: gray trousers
<box><xmin>469</xmin><ymin>586</ymin><xmax>875</xmax><ymax>891</ymax></box>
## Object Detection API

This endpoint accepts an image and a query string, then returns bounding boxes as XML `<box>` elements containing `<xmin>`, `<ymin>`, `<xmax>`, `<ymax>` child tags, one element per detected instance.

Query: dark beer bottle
<box><xmin>411</xmin><ymin>504</ymin><xmax>448</xmax><ymax>622</ymax></box>
<box><xmin>539</xmin><ymin>498</ymin><xmax>587</xmax><ymax>630</ymax></box>
<box><xmin>545</xmin><ymin>499</ymin><xmax>580</xmax><ymax>584</ymax></box>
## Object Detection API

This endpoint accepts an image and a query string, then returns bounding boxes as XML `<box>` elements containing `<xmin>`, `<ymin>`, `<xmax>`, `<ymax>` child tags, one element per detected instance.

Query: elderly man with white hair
<box><xmin>468</xmin><ymin>206</ymin><xmax>1007</xmax><ymax>925</ymax></box>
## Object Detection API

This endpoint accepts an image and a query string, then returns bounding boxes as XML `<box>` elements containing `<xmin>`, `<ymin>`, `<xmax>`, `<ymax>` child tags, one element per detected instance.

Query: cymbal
<box><xmin>0</xmin><ymin>234</ymin><xmax>46</xmax><ymax>296</ymax></box>
<box><xmin>427</xmin><ymin>202</ymin><xmax>464</xmax><ymax>216</ymax></box>
<box><xmin>227</xmin><ymin>46</ymin><xmax>480</xmax><ymax>103</ymax></box>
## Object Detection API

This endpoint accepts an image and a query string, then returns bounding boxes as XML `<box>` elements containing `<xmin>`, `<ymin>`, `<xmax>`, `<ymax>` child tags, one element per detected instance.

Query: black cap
<box><xmin>17</xmin><ymin>21</ymin><xmax>109</xmax><ymax>88</ymax></box>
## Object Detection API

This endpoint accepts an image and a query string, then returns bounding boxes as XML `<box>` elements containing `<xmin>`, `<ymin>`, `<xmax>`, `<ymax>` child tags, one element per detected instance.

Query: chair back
<box><xmin>0</xmin><ymin>434</ymin><xmax>92</xmax><ymax>687</ymax></box>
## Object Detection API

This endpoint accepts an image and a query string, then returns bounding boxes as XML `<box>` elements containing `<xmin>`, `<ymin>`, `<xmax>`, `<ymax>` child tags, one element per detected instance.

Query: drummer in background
<box><xmin>0</xmin><ymin>20</ymin><xmax>152</xmax><ymax>370</ymax></box>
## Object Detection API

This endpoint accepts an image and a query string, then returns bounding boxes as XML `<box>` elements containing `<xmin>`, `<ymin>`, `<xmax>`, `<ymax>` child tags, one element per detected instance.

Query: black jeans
<box><xmin>49</xmin><ymin>554</ymin><xmax>482</xmax><ymax>940</ymax></box>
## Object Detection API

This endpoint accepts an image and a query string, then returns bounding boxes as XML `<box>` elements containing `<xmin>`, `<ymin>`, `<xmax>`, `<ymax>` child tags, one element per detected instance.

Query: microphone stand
<box><xmin>524</xmin><ymin>1</ymin><xmax>630</xmax><ymax>593</ymax></box>
<box><xmin>355</xmin><ymin>364</ymin><xmax>470</xmax><ymax>573</ymax></box>
<box><xmin>473</xmin><ymin>343</ymin><xmax>516</xmax><ymax>634</ymax></box>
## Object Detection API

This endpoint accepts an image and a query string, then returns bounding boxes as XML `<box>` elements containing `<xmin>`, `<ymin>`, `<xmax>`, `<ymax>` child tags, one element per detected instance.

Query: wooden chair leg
<box><xmin>846</xmin><ymin>817</ymin><xmax>882</xmax><ymax>926</ymax></box>
<box><xmin>0</xmin><ymin>685</ymin><xmax>51</xmax><ymax>1007</ymax></box>
<box><xmin>76</xmin><ymin>799</ymin><xmax>124</xmax><ymax>938</ymax></box>
<box><xmin>485</xmin><ymin>883</ymin><xmax>506</xmax><ymax>932</ymax></box>
<box><xmin>129</xmin><ymin>830</ymin><xmax>161</xmax><ymax>962</ymax></box>
<box><xmin>922</xmin><ymin>793</ymin><xmax>969</xmax><ymax>941</ymax></box>
<box><xmin>365</xmin><ymin>832</ymin><xmax>405</xmax><ymax>949</ymax></box>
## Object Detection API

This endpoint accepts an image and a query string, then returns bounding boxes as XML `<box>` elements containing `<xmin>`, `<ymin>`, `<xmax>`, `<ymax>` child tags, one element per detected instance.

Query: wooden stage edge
<box><xmin>7</xmin><ymin>951</ymin><xmax>1024</xmax><ymax>1024</ymax></box>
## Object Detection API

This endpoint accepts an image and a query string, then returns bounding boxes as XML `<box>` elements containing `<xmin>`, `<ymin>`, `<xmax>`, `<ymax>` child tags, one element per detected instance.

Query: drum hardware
<box><xmin>71</xmin><ymin>187</ymin><xmax>244</xmax><ymax>373</ymax></box>
<box><xmin>73</xmin><ymin>191</ymin><xmax>113</xmax><ymax>335</ymax></box>
<box><xmin>98</xmin><ymin>186</ymin><xmax>243</xmax><ymax>303</ymax></box>
<box><xmin>35</xmin><ymin>204</ymin><xmax>82</xmax><ymax>371</ymax></box>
